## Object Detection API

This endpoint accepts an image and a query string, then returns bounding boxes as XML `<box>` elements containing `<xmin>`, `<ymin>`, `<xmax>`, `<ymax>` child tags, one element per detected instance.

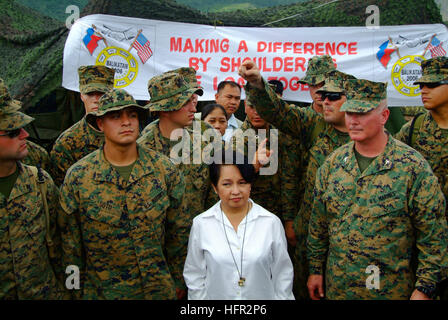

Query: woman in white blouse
<box><xmin>183</xmin><ymin>151</ymin><xmax>294</xmax><ymax>300</ymax></box>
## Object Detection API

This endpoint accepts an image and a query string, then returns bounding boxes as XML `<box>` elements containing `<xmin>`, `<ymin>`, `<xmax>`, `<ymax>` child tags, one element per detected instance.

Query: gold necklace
<box><xmin>221</xmin><ymin>202</ymin><xmax>251</xmax><ymax>287</ymax></box>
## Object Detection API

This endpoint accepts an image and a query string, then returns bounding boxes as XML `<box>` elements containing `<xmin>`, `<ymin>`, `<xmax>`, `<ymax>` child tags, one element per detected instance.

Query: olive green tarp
<box><xmin>1</xmin><ymin>0</ymin><xmax>443</xmax><ymax>150</ymax></box>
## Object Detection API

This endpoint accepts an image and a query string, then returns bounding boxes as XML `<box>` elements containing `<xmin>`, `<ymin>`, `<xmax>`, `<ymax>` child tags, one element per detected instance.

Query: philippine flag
<box><xmin>83</xmin><ymin>28</ymin><xmax>103</xmax><ymax>55</ymax></box>
<box><xmin>376</xmin><ymin>40</ymin><xmax>396</xmax><ymax>68</ymax></box>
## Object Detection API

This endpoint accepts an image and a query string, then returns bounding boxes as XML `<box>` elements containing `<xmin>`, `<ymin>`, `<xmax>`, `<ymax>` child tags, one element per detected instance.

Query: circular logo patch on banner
<box><xmin>96</xmin><ymin>47</ymin><xmax>138</xmax><ymax>88</ymax></box>
<box><xmin>391</xmin><ymin>55</ymin><xmax>425</xmax><ymax>97</ymax></box>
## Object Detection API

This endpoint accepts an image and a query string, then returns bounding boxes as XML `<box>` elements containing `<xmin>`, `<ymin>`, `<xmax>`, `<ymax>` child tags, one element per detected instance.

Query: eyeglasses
<box><xmin>320</xmin><ymin>92</ymin><xmax>344</xmax><ymax>101</ymax></box>
<box><xmin>419</xmin><ymin>80</ymin><xmax>448</xmax><ymax>89</ymax></box>
<box><xmin>0</xmin><ymin>128</ymin><xmax>22</xmax><ymax>138</ymax></box>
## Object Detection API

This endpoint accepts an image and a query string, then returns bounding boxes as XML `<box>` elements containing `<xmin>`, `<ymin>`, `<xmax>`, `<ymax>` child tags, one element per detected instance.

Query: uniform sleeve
<box><xmin>271</xmin><ymin>217</ymin><xmax>295</xmax><ymax>300</ymax></box>
<box><xmin>409</xmin><ymin>166</ymin><xmax>448</xmax><ymax>295</ymax></box>
<box><xmin>164</xmin><ymin>166</ymin><xmax>189</xmax><ymax>290</ymax></box>
<box><xmin>183</xmin><ymin>221</ymin><xmax>208</xmax><ymax>300</ymax></box>
<box><xmin>244</xmin><ymin>79</ymin><xmax>318</xmax><ymax>140</ymax></box>
<box><xmin>279</xmin><ymin>137</ymin><xmax>302</xmax><ymax>221</ymax></box>
<box><xmin>50</xmin><ymin>140</ymin><xmax>76</xmax><ymax>187</ymax></box>
<box><xmin>58</xmin><ymin>170</ymin><xmax>85</xmax><ymax>299</ymax></box>
<box><xmin>307</xmin><ymin>161</ymin><xmax>330</xmax><ymax>275</ymax></box>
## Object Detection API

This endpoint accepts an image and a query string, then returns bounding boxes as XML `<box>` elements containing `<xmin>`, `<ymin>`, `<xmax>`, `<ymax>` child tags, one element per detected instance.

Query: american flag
<box><xmin>132</xmin><ymin>33</ymin><xmax>153</xmax><ymax>64</ymax></box>
<box><xmin>428</xmin><ymin>36</ymin><xmax>446</xmax><ymax>58</ymax></box>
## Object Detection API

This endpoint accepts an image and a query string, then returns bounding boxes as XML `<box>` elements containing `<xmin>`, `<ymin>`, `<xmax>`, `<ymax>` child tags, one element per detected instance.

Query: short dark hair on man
<box><xmin>201</xmin><ymin>103</ymin><xmax>228</xmax><ymax>121</ymax></box>
<box><xmin>209</xmin><ymin>149</ymin><xmax>258</xmax><ymax>186</ymax></box>
<box><xmin>268</xmin><ymin>79</ymin><xmax>284</xmax><ymax>96</ymax></box>
<box><xmin>217</xmin><ymin>80</ymin><xmax>241</xmax><ymax>94</ymax></box>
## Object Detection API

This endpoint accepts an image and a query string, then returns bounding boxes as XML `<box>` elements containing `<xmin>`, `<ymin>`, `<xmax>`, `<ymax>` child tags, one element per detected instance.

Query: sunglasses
<box><xmin>320</xmin><ymin>92</ymin><xmax>344</xmax><ymax>101</ymax></box>
<box><xmin>419</xmin><ymin>80</ymin><xmax>448</xmax><ymax>89</ymax></box>
<box><xmin>0</xmin><ymin>128</ymin><xmax>22</xmax><ymax>139</ymax></box>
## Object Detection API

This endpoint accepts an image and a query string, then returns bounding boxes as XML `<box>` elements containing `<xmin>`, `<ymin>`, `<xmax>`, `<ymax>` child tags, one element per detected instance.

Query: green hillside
<box><xmin>176</xmin><ymin>0</ymin><xmax>307</xmax><ymax>12</ymax></box>
<box><xmin>15</xmin><ymin>0</ymin><xmax>89</xmax><ymax>22</ymax></box>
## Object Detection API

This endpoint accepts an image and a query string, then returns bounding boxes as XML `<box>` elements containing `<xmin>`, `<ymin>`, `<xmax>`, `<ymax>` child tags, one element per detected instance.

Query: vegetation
<box><xmin>175</xmin><ymin>0</ymin><xmax>307</xmax><ymax>12</ymax></box>
<box><xmin>15</xmin><ymin>0</ymin><xmax>89</xmax><ymax>22</ymax></box>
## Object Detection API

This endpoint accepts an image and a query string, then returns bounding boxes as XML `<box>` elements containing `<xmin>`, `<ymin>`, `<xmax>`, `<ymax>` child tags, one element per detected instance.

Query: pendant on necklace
<box><xmin>238</xmin><ymin>277</ymin><xmax>246</xmax><ymax>287</ymax></box>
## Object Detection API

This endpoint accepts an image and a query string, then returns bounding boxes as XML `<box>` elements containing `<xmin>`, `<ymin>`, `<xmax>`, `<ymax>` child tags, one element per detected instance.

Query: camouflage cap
<box><xmin>146</xmin><ymin>70</ymin><xmax>203</xmax><ymax>112</ymax></box>
<box><xmin>297</xmin><ymin>55</ymin><xmax>336</xmax><ymax>85</ymax></box>
<box><xmin>0</xmin><ymin>78</ymin><xmax>34</xmax><ymax>131</ymax></box>
<box><xmin>317</xmin><ymin>70</ymin><xmax>357</xmax><ymax>94</ymax></box>
<box><xmin>340</xmin><ymin>79</ymin><xmax>387</xmax><ymax>113</ymax></box>
<box><xmin>169</xmin><ymin>67</ymin><xmax>204</xmax><ymax>94</ymax></box>
<box><xmin>86</xmin><ymin>88</ymin><xmax>148</xmax><ymax>129</ymax></box>
<box><xmin>78</xmin><ymin>65</ymin><xmax>115</xmax><ymax>94</ymax></box>
<box><xmin>414</xmin><ymin>56</ymin><xmax>448</xmax><ymax>84</ymax></box>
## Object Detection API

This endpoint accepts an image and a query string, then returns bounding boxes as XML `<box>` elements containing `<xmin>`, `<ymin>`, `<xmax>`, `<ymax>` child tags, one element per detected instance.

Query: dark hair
<box><xmin>201</xmin><ymin>103</ymin><xmax>228</xmax><ymax>120</ymax></box>
<box><xmin>209</xmin><ymin>149</ymin><xmax>258</xmax><ymax>186</ymax></box>
<box><xmin>217</xmin><ymin>81</ymin><xmax>241</xmax><ymax>94</ymax></box>
<box><xmin>268</xmin><ymin>79</ymin><xmax>284</xmax><ymax>95</ymax></box>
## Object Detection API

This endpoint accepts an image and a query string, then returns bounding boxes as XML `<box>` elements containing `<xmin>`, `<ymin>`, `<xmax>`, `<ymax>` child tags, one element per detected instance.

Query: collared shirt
<box><xmin>183</xmin><ymin>199</ymin><xmax>294</xmax><ymax>300</ymax></box>
<box><xmin>223</xmin><ymin>114</ymin><xmax>242</xmax><ymax>142</ymax></box>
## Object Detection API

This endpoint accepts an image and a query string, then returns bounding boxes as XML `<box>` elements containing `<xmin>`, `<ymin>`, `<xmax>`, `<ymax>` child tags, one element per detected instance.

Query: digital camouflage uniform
<box><xmin>59</xmin><ymin>89</ymin><xmax>188</xmax><ymax>300</ymax></box>
<box><xmin>50</xmin><ymin>65</ymin><xmax>115</xmax><ymax>186</ymax></box>
<box><xmin>307</xmin><ymin>79</ymin><xmax>448</xmax><ymax>299</ymax></box>
<box><xmin>138</xmin><ymin>68</ymin><xmax>218</xmax><ymax>221</ymax></box>
<box><xmin>229</xmin><ymin>117</ymin><xmax>301</xmax><ymax>222</ymax></box>
<box><xmin>0</xmin><ymin>86</ymin><xmax>67</xmax><ymax>299</ymax></box>
<box><xmin>292</xmin><ymin>75</ymin><xmax>353</xmax><ymax>299</ymax></box>
<box><xmin>395</xmin><ymin>57</ymin><xmax>448</xmax><ymax>220</ymax></box>
<box><xmin>22</xmin><ymin>140</ymin><xmax>51</xmax><ymax>173</ymax></box>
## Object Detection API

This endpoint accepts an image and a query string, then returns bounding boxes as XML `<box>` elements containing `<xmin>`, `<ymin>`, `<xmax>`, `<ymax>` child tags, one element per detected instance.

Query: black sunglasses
<box><xmin>419</xmin><ymin>80</ymin><xmax>448</xmax><ymax>89</ymax></box>
<box><xmin>0</xmin><ymin>128</ymin><xmax>22</xmax><ymax>138</ymax></box>
<box><xmin>320</xmin><ymin>92</ymin><xmax>344</xmax><ymax>101</ymax></box>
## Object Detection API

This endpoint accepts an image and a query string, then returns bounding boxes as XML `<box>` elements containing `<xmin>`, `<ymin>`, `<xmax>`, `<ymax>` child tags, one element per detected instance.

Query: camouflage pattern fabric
<box><xmin>307</xmin><ymin>135</ymin><xmax>448</xmax><ymax>299</ymax></box>
<box><xmin>0</xmin><ymin>163</ymin><xmax>67</xmax><ymax>299</ymax></box>
<box><xmin>229</xmin><ymin>118</ymin><xmax>302</xmax><ymax>221</ymax></box>
<box><xmin>414</xmin><ymin>56</ymin><xmax>448</xmax><ymax>84</ymax></box>
<box><xmin>22</xmin><ymin>140</ymin><xmax>51</xmax><ymax>173</ymax></box>
<box><xmin>138</xmin><ymin>119</ymin><xmax>218</xmax><ymax>220</ymax></box>
<box><xmin>50</xmin><ymin>116</ymin><xmax>104</xmax><ymax>186</ymax></box>
<box><xmin>146</xmin><ymin>70</ymin><xmax>203</xmax><ymax>112</ymax></box>
<box><xmin>293</xmin><ymin>125</ymin><xmax>351</xmax><ymax>300</ymax></box>
<box><xmin>85</xmin><ymin>88</ymin><xmax>149</xmax><ymax>130</ymax></box>
<box><xmin>395</xmin><ymin>111</ymin><xmax>448</xmax><ymax>219</ymax></box>
<box><xmin>340</xmin><ymin>79</ymin><xmax>387</xmax><ymax>113</ymax></box>
<box><xmin>58</xmin><ymin>145</ymin><xmax>187</xmax><ymax>299</ymax></box>
<box><xmin>78</xmin><ymin>65</ymin><xmax>115</xmax><ymax>94</ymax></box>
<box><xmin>297</xmin><ymin>55</ymin><xmax>336</xmax><ymax>85</ymax></box>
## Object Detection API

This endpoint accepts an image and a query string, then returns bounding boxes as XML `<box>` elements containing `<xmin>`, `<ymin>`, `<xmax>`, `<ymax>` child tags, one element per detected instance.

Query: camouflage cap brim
<box><xmin>80</xmin><ymin>83</ymin><xmax>113</xmax><ymax>94</ymax></box>
<box><xmin>297</xmin><ymin>74</ymin><xmax>326</xmax><ymax>86</ymax></box>
<box><xmin>339</xmin><ymin>99</ymin><xmax>378</xmax><ymax>113</ymax></box>
<box><xmin>317</xmin><ymin>82</ymin><xmax>344</xmax><ymax>94</ymax></box>
<box><xmin>86</xmin><ymin>103</ymin><xmax>148</xmax><ymax>129</ymax></box>
<box><xmin>0</xmin><ymin>108</ymin><xmax>34</xmax><ymax>131</ymax></box>
<box><xmin>146</xmin><ymin>87</ymin><xmax>202</xmax><ymax>112</ymax></box>
<box><xmin>414</xmin><ymin>73</ymin><xmax>448</xmax><ymax>85</ymax></box>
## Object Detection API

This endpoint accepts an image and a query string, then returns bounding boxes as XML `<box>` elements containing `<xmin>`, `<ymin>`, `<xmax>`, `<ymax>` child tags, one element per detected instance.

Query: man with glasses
<box><xmin>395</xmin><ymin>56</ymin><xmax>448</xmax><ymax>299</ymax></box>
<box><xmin>50</xmin><ymin>65</ymin><xmax>115</xmax><ymax>186</ymax></box>
<box><xmin>0</xmin><ymin>87</ymin><xmax>67</xmax><ymax>299</ymax></box>
<box><xmin>307</xmin><ymin>78</ymin><xmax>447</xmax><ymax>300</ymax></box>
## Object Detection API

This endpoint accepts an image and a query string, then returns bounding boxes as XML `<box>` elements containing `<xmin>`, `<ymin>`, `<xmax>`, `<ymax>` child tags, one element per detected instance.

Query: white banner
<box><xmin>63</xmin><ymin>14</ymin><xmax>448</xmax><ymax>106</ymax></box>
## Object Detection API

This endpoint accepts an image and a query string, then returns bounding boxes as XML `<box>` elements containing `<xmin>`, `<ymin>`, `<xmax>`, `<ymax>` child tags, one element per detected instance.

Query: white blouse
<box><xmin>183</xmin><ymin>199</ymin><xmax>295</xmax><ymax>300</ymax></box>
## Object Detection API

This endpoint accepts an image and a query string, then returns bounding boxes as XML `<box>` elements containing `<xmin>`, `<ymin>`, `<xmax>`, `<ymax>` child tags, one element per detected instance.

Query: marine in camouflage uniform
<box><xmin>395</xmin><ymin>56</ymin><xmax>448</xmax><ymax>299</ymax></box>
<box><xmin>138</xmin><ymin>68</ymin><xmax>219</xmax><ymax>220</ymax></box>
<box><xmin>229</xmin><ymin>100</ymin><xmax>301</xmax><ymax>223</ymax></box>
<box><xmin>307</xmin><ymin>79</ymin><xmax>448</xmax><ymax>300</ymax></box>
<box><xmin>0</xmin><ymin>88</ymin><xmax>67</xmax><ymax>299</ymax></box>
<box><xmin>58</xmin><ymin>88</ymin><xmax>187</xmax><ymax>299</ymax></box>
<box><xmin>292</xmin><ymin>73</ymin><xmax>354</xmax><ymax>299</ymax></box>
<box><xmin>297</xmin><ymin>55</ymin><xmax>336</xmax><ymax>114</ymax></box>
<box><xmin>50</xmin><ymin>65</ymin><xmax>115</xmax><ymax>186</ymax></box>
